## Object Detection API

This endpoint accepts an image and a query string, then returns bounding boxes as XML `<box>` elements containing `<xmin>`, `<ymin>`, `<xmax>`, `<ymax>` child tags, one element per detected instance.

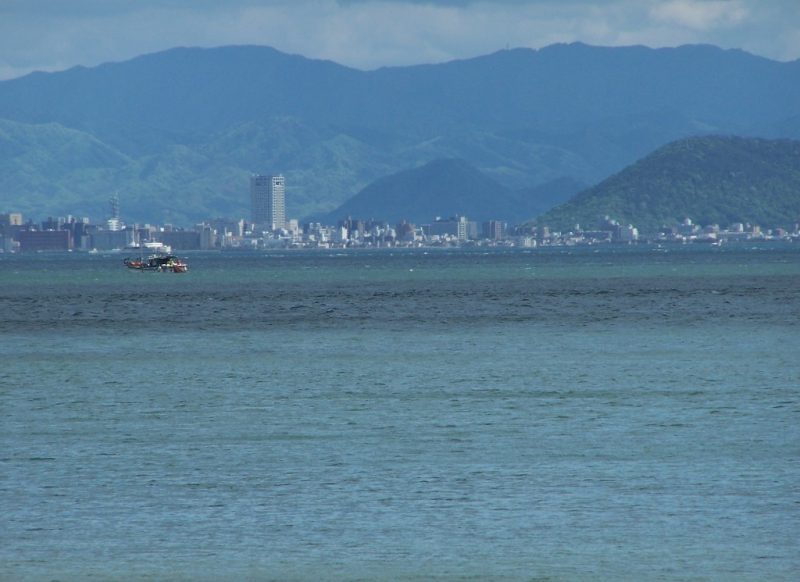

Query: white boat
<box><xmin>124</xmin><ymin>241</ymin><xmax>172</xmax><ymax>254</ymax></box>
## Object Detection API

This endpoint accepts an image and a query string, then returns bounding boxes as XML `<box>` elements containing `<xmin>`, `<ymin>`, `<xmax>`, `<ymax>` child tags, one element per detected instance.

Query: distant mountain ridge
<box><xmin>536</xmin><ymin>136</ymin><xmax>800</xmax><ymax>233</ymax></box>
<box><xmin>0</xmin><ymin>43</ymin><xmax>799</xmax><ymax>224</ymax></box>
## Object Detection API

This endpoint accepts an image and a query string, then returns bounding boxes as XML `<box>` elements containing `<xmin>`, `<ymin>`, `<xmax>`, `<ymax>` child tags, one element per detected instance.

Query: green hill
<box><xmin>0</xmin><ymin>119</ymin><xmax>131</xmax><ymax>219</ymax></box>
<box><xmin>535</xmin><ymin>136</ymin><xmax>800</xmax><ymax>233</ymax></box>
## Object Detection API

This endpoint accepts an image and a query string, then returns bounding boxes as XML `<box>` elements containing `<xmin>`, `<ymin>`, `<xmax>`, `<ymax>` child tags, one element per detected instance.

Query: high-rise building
<box><xmin>250</xmin><ymin>174</ymin><xmax>286</xmax><ymax>230</ymax></box>
<box><xmin>482</xmin><ymin>220</ymin><xmax>505</xmax><ymax>240</ymax></box>
<box><xmin>0</xmin><ymin>213</ymin><xmax>22</xmax><ymax>226</ymax></box>
<box><xmin>107</xmin><ymin>194</ymin><xmax>123</xmax><ymax>231</ymax></box>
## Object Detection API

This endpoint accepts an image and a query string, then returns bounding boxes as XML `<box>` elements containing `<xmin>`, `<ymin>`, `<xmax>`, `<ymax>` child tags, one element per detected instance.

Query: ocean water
<box><xmin>1</xmin><ymin>245</ymin><xmax>798</xmax><ymax>581</ymax></box>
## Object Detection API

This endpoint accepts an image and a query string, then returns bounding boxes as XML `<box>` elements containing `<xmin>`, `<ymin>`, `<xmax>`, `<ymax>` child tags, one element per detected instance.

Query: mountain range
<box><xmin>1</xmin><ymin>43</ymin><xmax>799</xmax><ymax>224</ymax></box>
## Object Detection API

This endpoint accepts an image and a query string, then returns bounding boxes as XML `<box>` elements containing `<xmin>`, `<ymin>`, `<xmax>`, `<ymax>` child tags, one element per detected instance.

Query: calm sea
<box><xmin>1</xmin><ymin>245</ymin><xmax>798</xmax><ymax>581</ymax></box>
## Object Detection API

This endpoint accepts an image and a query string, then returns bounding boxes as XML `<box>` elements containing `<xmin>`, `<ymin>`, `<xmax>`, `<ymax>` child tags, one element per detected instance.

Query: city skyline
<box><xmin>3</xmin><ymin>204</ymin><xmax>796</xmax><ymax>254</ymax></box>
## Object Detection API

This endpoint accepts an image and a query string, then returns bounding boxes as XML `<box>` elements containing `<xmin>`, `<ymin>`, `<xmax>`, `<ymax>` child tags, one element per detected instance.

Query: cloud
<box><xmin>0</xmin><ymin>0</ymin><xmax>798</xmax><ymax>81</ymax></box>
<box><xmin>650</xmin><ymin>0</ymin><xmax>748</xmax><ymax>30</ymax></box>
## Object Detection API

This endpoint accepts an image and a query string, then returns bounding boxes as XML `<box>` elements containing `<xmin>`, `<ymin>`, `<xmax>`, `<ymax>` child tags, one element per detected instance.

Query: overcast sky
<box><xmin>1</xmin><ymin>0</ymin><xmax>798</xmax><ymax>80</ymax></box>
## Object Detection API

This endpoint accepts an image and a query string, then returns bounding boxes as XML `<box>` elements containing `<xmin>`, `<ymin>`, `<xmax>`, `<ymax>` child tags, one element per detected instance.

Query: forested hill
<box><xmin>535</xmin><ymin>136</ymin><xmax>800</xmax><ymax>233</ymax></box>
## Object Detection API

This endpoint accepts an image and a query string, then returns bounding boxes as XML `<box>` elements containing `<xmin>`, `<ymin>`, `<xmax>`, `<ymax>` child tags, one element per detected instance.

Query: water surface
<box><xmin>1</xmin><ymin>245</ymin><xmax>798</xmax><ymax>580</ymax></box>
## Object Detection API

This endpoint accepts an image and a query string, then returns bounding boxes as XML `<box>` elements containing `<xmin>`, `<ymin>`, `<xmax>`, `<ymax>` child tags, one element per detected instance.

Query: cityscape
<box><xmin>1</xmin><ymin>172</ymin><xmax>798</xmax><ymax>254</ymax></box>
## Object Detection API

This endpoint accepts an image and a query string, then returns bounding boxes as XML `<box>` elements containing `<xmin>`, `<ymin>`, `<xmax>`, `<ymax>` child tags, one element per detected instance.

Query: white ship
<box><xmin>124</xmin><ymin>241</ymin><xmax>172</xmax><ymax>254</ymax></box>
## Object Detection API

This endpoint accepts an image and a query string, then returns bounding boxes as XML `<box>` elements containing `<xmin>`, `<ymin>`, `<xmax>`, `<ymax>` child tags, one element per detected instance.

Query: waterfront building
<box><xmin>18</xmin><ymin>230</ymin><xmax>73</xmax><ymax>252</ymax></box>
<box><xmin>0</xmin><ymin>213</ymin><xmax>23</xmax><ymax>226</ymax></box>
<box><xmin>89</xmin><ymin>228</ymin><xmax>129</xmax><ymax>251</ymax></box>
<box><xmin>0</xmin><ymin>214</ymin><xmax>22</xmax><ymax>252</ymax></box>
<box><xmin>537</xmin><ymin>225</ymin><xmax>550</xmax><ymax>243</ymax></box>
<box><xmin>250</xmin><ymin>174</ymin><xmax>286</xmax><ymax>231</ymax></box>
<box><xmin>159</xmin><ymin>229</ymin><xmax>202</xmax><ymax>250</ymax></box>
<box><xmin>617</xmin><ymin>224</ymin><xmax>639</xmax><ymax>242</ymax></box>
<box><xmin>482</xmin><ymin>220</ymin><xmax>505</xmax><ymax>240</ymax></box>
<box><xmin>425</xmin><ymin>216</ymin><xmax>474</xmax><ymax>242</ymax></box>
<box><xmin>209</xmin><ymin>217</ymin><xmax>245</xmax><ymax>238</ymax></box>
<box><xmin>396</xmin><ymin>220</ymin><xmax>416</xmax><ymax>242</ymax></box>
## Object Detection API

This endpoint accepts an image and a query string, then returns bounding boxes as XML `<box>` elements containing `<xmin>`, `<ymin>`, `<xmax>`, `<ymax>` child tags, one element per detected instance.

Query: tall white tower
<box><xmin>250</xmin><ymin>174</ymin><xmax>285</xmax><ymax>230</ymax></box>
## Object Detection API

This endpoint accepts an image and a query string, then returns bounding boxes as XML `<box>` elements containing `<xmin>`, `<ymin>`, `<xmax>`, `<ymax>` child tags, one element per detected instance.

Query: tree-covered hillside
<box><xmin>535</xmin><ymin>136</ymin><xmax>800</xmax><ymax>233</ymax></box>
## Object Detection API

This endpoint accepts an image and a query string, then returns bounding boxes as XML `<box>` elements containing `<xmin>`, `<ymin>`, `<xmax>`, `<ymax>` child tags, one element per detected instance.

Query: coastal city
<box><xmin>2</xmin><ymin>173</ymin><xmax>798</xmax><ymax>253</ymax></box>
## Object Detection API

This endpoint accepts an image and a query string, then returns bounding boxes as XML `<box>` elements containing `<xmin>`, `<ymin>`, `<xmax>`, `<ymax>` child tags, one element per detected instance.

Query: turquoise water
<box><xmin>1</xmin><ymin>246</ymin><xmax>799</xmax><ymax>581</ymax></box>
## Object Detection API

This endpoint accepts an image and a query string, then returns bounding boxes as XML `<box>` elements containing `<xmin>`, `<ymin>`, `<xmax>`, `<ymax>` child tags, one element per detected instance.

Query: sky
<box><xmin>1</xmin><ymin>0</ymin><xmax>799</xmax><ymax>80</ymax></box>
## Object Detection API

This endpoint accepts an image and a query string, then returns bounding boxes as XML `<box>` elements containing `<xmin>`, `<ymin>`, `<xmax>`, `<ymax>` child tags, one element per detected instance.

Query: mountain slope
<box><xmin>535</xmin><ymin>136</ymin><xmax>800</xmax><ymax>232</ymax></box>
<box><xmin>320</xmin><ymin>158</ymin><xmax>526</xmax><ymax>224</ymax></box>
<box><xmin>513</xmin><ymin>177</ymin><xmax>587</xmax><ymax>219</ymax></box>
<box><xmin>0</xmin><ymin>119</ymin><xmax>133</xmax><ymax>219</ymax></box>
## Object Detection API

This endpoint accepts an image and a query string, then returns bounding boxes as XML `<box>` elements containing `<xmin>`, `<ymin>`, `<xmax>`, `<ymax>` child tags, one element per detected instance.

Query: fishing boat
<box><xmin>124</xmin><ymin>254</ymin><xmax>188</xmax><ymax>273</ymax></box>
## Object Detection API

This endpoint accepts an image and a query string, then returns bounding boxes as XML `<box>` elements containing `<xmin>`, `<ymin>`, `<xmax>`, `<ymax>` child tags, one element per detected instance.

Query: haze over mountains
<box><xmin>0</xmin><ymin>42</ymin><xmax>799</xmax><ymax>225</ymax></box>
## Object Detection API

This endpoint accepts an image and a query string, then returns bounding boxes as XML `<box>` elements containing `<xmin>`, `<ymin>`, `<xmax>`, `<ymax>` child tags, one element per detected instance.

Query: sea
<box><xmin>1</xmin><ymin>244</ymin><xmax>798</xmax><ymax>581</ymax></box>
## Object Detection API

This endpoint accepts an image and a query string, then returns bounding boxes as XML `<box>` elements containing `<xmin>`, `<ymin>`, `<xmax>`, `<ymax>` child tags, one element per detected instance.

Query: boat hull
<box><xmin>124</xmin><ymin>255</ymin><xmax>188</xmax><ymax>273</ymax></box>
